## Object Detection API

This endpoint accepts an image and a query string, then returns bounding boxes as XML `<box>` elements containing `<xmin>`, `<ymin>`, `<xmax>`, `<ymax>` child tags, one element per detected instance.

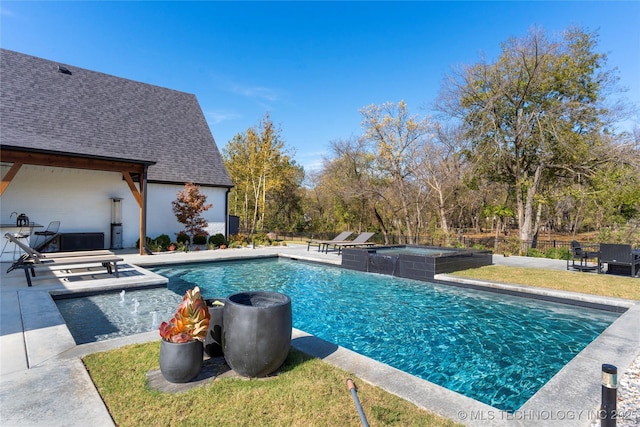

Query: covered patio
<box><xmin>1</xmin><ymin>146</ymin><xmax>155</xmax><ymax>256</ymax></box>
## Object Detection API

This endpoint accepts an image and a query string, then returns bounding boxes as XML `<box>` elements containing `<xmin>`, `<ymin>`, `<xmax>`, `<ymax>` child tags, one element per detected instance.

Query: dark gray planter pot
<box><xmin>159</xmin><ymin>339</ymin><xmax>203</xmax><ymax>383</ymax></box>
<box><xmin>223</xmin><ymin>291</ymin><xmax>292</xmax><ymax>378</ymax></box>
<box><xmin>204</xmin><ymin>298</ymin><xmax>226</xmax><ymax>357</ymax></box>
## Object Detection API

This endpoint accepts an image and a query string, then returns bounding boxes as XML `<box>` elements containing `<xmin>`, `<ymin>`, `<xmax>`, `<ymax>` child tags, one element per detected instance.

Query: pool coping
<box><xmin>2</xmin><ymin>247</ymin><xmax>638</xmax><ymax>426</ymax></box>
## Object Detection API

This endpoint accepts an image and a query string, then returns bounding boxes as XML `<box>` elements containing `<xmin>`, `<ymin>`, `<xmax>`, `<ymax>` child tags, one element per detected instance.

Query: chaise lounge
<box><xmin>326</xmin><ymin>232</ymin><xmax>376</xmax><ymax>255</ymax></box>
<box><xmin>306</xmin><ymin>231</ymin><xmax>353</xmax><ymax>252</ymax></box>
<box><xmin>4</xmin><ymin>233</ymin><xmax>123</xmax><ymax>286</ymax></box>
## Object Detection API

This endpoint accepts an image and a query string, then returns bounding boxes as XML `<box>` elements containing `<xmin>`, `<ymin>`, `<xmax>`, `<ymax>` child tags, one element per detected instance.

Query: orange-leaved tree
<box><xmin>171</xmin><ymin>183</ymin><xmax>212</xmax><ymax>241</ymax></box>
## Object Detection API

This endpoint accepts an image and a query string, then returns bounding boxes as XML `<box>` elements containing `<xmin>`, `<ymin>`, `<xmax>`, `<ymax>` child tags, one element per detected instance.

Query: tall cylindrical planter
<box><xmin>204</xmin><ymin>298</ymin><xmax>226</xmax><ymax>357</ymax></box>
<box><xmin>159</xmin><ymin>339</ymin><xmax>203</xmax><ymax>383</ymax></box>
<box><xmin>223</xmin><ymin>291</ymin><xmax>292</xmax><ymax>378</ymax></box>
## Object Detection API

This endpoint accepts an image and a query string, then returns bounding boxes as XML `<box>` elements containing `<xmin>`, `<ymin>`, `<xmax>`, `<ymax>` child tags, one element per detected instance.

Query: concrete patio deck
<box><xmin>0</xmin><ymin>245</ymin><xmax>638</xmax><ymax>426</ymax></box>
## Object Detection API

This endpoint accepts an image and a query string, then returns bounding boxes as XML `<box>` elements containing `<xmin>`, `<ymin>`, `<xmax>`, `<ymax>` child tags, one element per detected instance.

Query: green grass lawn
<box><xmin>450</xmin><ymin>265</ymin><xmax>640</xmax><ymax>300</ymax></box>
<box><xmin>84</xmin><ymin>345</ymin><xmax>460</xmax><ymax>427</ymax></box>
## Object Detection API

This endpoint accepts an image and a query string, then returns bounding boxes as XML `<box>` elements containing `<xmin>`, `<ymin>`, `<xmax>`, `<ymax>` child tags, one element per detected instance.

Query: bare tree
<box><xmin>360</xmin><ymin>101</ymin><xmax>432</xmax><ymax>243</ymax></box>
<box><xmin>409</xmin><ymin>123</ymin><xmax>465</xmax><ymax>240</ymax></box>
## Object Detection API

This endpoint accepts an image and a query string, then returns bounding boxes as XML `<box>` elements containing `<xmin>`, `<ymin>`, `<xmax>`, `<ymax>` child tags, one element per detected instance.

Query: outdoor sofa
<box><xmin>598</xmin><ymin>243</ymin><xmax>640</xmax><ymax>277</ymax></box>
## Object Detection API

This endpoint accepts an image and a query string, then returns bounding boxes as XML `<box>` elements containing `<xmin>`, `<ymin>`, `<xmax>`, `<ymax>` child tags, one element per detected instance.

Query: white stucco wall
<box><xmin>145</xmin><ymin>183</ymin><xmax>229</xmax><ymax>243</ymax></box>
<box><xmin>0</xmin><ymin>164</ymin><xmax>229</xmax><ymax>249</ymax></box>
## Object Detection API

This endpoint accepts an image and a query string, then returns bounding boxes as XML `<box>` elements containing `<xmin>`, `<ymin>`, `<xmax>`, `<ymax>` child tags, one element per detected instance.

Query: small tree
<box><xmin>172</xmin><ymin>183</ymin><xmax>212</xmax><ymax>240</ymax></box>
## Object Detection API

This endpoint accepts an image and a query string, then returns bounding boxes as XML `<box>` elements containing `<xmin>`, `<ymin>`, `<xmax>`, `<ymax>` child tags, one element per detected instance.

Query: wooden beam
<box><xmin>1</xmin><ymin>162</ymin><xmax>22</xmax><ymax>197</ymax></box>
<box><xmin>122</xmin><ymin>172</ymin><xmax>143</xmax><ymax>208</ymax></box>
<box><xmin>1</xmin><ymin>150</ymin><xmax>146</xmax><ymax>175</ymax></box>
<box><xmin>140</xmin><ymin>168</ymin><xmax>148</xmax><ymax>256</ymax></box>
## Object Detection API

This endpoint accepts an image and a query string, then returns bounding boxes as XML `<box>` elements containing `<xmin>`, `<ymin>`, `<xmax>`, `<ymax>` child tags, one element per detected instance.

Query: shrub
<box><xmin>154</xmin><ymin>234</ymin><xmax>171</xmax><ymax>250</ymax></box>
<box><xmin>149</xmin><ymin>240</ymin><xmax>163</xmax><ymax>252</ymax></box>
<box><xmin>251</xmin><ymin>232</ymin><xmax>271</xmax><ymax>246</ymax></box>
<box><xmin>500</xmin><ymin>236</ymin><xmax>523</xmax><ymax>255</ymax></box>
<box><xmin>135</xmin><ymin>236</ymin><xmax>152</xmax><ymax>249</ymax></box>
<box><xmin>193</xmin><ymin>234</ymin><xmax>208</xmax><ymax>245</ymax></box>
<box><xmin>546</xmin><ymin>247</ymin><xmax>571</xmax><ymax>260</ymax></box>
<box><xmin>176</xmin><ymin>232</ymin><xmax>190</xmax><ymax>244</ymax></box>
<box><xmin>229</xmin><ymin>233</ymin><xmax>248</xmax><ymax>245</ymax></box>
<box><xmin>208</xmin><ymin>233</ymin><xmax>226</xmax><ymax>247</ymax></box>
<box><xmin>526</xmin><ymin>248</ymin><xmax>545</xmax><ymax>258</ymax></box>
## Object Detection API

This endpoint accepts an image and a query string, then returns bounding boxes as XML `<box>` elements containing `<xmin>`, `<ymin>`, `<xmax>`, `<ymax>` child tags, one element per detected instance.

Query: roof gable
<box><xmin>0</xmin><ymin>49</ymin><xmax>232</xmax><ymax>187</ymax></box>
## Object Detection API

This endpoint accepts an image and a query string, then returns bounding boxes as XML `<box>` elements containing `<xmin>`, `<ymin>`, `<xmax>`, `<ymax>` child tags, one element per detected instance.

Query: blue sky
<box><xmin>2</xmin><ymin>1</ymin><xmax>639</xmax><ymax>172</ymax></box>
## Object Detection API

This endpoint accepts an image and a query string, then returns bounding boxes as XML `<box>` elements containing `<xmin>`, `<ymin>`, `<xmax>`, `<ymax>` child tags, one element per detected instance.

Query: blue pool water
<box><xmin>56</xmin><ymin>258</ymin><xmax>619</xmax><ymax>412</ymax></box>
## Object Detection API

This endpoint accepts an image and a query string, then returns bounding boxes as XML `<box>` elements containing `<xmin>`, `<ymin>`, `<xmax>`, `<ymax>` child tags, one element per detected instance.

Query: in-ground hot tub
<box><xmin>341</xmin><ymin>245</ymin><xmax>492</xmax><ymax>280</ymax></box>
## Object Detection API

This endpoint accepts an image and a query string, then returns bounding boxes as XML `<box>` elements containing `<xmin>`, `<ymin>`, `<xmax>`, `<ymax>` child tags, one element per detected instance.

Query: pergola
<box><xmin>0</xmin><ymin>146</ymin><xmax>156</xmax><ymax>255</ymax></box>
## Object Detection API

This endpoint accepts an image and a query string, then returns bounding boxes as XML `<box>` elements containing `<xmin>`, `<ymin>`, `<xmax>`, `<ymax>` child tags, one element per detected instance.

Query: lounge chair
<box><xmin>306</xmin><ymin>231</ymin><xmax>353</xmax><ymax>252</ymax></box>
<box><xmin>598</xmin><ymin>243</ymin><xmax>640</xmax><ymax>277</ymax></box>
<box><xmin>326</xmin><ymin>232</ymin><xmax>376</xmax><ymax>255</ymax></box>
<box><xmin>0</xmin><ymin>225</ymin><xmax>31</xmax><ymax>261</ymax></box>
<box><xmin>566</xmin><ymin>240</ymin><xmax>599</xmax><ymax>272</ymax></box>
<box><xmin>4</xmin><ymin>233</ymin><xmax>123</xmax><ymax>287</ymax></box>
<box><xmin>5</xmin><ymin>233</ymin><xmax>115</xmax><ymax>259</ymax></box>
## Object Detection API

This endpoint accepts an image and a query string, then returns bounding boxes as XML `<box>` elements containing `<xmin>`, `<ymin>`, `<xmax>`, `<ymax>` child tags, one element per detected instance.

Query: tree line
<box><xmin>222</xmin><ymin>27</ymin><xmax>640</xmax><ymax>248</ymax></box>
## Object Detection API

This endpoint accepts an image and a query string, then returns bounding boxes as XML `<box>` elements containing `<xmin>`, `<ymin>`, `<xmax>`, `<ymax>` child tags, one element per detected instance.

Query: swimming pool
<box><xmin>55</xmin><ymin>258</ymin><xmax>619</xmax><ymax>412</ymax></box>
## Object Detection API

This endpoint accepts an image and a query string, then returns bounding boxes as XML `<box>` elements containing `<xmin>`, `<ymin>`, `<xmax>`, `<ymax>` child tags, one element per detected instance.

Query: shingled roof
<box><xmin>0</xmin><ymin>49</ymin><xmax>233</xmax><ymax>188</ymax></box>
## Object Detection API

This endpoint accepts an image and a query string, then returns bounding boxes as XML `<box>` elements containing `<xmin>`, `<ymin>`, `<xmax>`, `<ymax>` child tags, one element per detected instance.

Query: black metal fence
<box><xmin>461</xmin><ymin>237</ymin><xmax>576</xmax><ymax>254</ymax></box>
<box><xmin>258</xmin><ymin>230</ymin><xmax>581</xmax><ymax>255</ymax></box>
